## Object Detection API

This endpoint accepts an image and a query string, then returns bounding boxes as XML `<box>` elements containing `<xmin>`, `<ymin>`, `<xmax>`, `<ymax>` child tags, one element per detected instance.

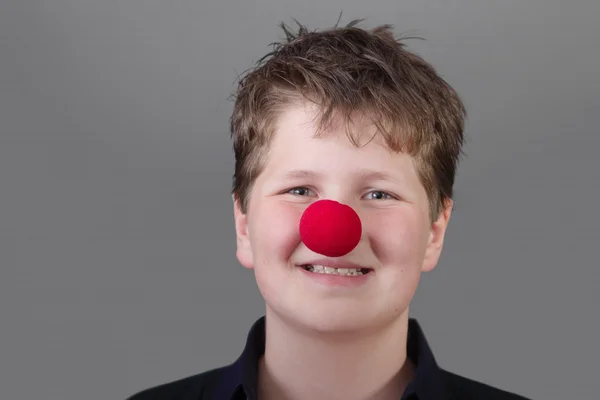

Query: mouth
<box><xmin>299</xmin><ymin>264</ymin><xmax>372</xmax><ymax>276</ymax></box>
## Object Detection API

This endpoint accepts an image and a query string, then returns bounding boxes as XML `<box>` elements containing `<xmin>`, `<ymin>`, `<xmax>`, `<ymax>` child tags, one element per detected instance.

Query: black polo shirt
<box><xmin>126</xmin><ymin>316</ymin><xmax>531</xmax><ymax>400</ymax></box>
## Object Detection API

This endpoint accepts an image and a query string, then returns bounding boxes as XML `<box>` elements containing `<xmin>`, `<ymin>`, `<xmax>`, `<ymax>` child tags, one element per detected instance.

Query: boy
<box><xmin>127</xmin><ymin>19</ymin><xmax>530</xmax><ymax>400</ymax></box>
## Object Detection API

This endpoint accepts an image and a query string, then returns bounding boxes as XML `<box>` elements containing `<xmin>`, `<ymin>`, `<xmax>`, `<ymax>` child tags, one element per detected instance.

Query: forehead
<box><xmin>273</xmin><ymin>101</ymin><xmax>380</xmax><ymax>146</ymax></box>
<box><xmin>269</xmin><ymin>103</ymin><xmax>403</xmax><ymax>164</ymax></box>
<box><xmin>262</xmin><ymin>102</ymin><xmax>422</xmax><ymax>187</ymax></box>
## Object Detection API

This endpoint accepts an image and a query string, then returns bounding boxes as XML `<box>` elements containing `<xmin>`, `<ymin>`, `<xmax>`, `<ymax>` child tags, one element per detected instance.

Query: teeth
<box><xmin>304</xmin><ymin>264</ymin><xmax>364</xmax><ymax>276</ymax></box>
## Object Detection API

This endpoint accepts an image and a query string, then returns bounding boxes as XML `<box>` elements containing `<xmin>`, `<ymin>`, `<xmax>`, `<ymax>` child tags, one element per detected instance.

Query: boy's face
<box><xmin>233</xmin><ymin>101</ymin><xmax>452</xmax><ymax>333</ymax></box>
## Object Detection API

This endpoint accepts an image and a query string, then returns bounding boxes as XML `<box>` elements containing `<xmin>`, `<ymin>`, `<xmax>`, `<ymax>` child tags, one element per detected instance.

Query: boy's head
<box><xmin>231</xmin><ymin>20</ymin><xmax>466</xmax><ymax>223</ymax></box>
<box><xmin>231</xmin><ymin>20</ymin><xmax>466</xmax><ymax>333</ymax></box>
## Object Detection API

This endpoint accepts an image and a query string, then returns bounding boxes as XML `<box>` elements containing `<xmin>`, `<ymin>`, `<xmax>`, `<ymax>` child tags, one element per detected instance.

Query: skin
<box><xmin>233</xmin><ymin>101</ymin><xmax>453</xmax><ymax>400</ymax></box>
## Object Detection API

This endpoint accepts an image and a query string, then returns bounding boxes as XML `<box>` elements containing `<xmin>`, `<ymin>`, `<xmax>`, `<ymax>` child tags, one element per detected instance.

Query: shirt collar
<box><xmin>222</xmin><ymin>316</ymin><xmax>449</xmax><ymax>400</ymax></box>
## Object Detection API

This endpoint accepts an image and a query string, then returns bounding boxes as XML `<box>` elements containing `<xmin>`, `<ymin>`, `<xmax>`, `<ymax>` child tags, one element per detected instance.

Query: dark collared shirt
<box><xmin>127</xmin><ymin>316</ymin><xmax>531</xmax><ymax>400</ymax></box>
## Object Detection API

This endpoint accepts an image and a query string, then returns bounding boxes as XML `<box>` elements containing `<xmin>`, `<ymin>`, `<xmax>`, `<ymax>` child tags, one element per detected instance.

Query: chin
<box><xmin>285</xmin><ymin>307</ymin><xmax>396</xmax><ymax>337</ymax></box>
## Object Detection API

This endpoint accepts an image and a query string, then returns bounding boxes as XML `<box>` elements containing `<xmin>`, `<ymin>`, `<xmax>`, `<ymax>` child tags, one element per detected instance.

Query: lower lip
<box><xmin>297</xmin><ymin>266</ymin><xmax>372</xmax><ymax>288</ymax></box>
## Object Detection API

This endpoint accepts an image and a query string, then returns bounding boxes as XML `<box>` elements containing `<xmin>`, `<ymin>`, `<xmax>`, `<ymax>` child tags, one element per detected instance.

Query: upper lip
<box><xmin>297</xmin><ymin>258</ymin><xmax>372</xmax><ymax>270</ymax></box>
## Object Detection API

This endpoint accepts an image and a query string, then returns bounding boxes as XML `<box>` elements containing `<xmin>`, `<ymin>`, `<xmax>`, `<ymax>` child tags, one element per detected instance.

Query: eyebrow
<box><xmin>280</xmin><ymin>169</ymin><xmax>401</xmax><ymax>183</ymax></box>
<box><xmin>280</xmin><ymin>170</ymin><xmax>321</xmax><ymax>180</ymax></box>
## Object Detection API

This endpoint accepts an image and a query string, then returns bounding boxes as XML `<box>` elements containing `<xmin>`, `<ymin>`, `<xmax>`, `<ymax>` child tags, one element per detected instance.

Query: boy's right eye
<box><xmin>288</xmin><ymin>187</ymin><xmax>313</xmax><ymax>196</ymax></box>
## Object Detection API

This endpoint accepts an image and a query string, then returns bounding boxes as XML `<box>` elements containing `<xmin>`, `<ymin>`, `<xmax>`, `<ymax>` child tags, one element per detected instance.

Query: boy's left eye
<box><xmin>364</xmin><ymin>190</ymin><xmax>393</xmax><ymax>200</ymax></box>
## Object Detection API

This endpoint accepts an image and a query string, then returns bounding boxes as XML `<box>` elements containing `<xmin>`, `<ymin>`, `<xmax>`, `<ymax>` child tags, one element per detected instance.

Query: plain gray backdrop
<box><xmin>1</xmin><ymin>1</ymin><xmax>598</xmax><ymax>399</ymax></box>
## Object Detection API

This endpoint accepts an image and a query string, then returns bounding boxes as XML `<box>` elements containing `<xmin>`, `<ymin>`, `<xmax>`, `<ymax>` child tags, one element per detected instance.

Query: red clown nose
<box><xmin>299</xmin><ymin>199</ymin><xmax>362</xmax><ymax>257</ymax></box>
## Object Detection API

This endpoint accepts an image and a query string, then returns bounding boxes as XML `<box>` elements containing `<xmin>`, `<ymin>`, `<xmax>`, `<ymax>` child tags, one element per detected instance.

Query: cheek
<box><xmin>249</xmin><ymin>201</ymin><xmax>304</xmax><ymax>264</ymax></box>
<box><xmin>249</xmin><ymin>201</ymin><xmax>305</xmax><ymax>305</ymax></box>
<box><xmin>365</xmin><ymin>207</ymin><xmax>429</xmax><ymax>264</ymax></box>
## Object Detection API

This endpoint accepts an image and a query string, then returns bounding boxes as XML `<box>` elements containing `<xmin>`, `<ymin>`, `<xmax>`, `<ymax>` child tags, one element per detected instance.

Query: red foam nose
<box><xmin>299</xmin><ymin>199</ymin><xmax>362</xmax><ymax>257</ymax></box>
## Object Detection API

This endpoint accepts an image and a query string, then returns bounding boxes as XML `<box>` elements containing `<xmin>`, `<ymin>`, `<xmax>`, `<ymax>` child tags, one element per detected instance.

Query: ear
<box><xmin>421</xmin><ymin>199</ymin><xmax>453</xmax><ymax>273</ymax></box>
<box><xmin>233</xmin><ymin>194</ymin><xmax>254</xmax><ymax>270</ymax></box>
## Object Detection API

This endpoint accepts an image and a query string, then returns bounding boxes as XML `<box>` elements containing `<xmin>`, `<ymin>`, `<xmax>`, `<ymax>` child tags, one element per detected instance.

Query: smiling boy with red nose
<box><xmin>127</xmin><ymin>19</ymin><xmax>531</xmax><ymax>400</ymax></box>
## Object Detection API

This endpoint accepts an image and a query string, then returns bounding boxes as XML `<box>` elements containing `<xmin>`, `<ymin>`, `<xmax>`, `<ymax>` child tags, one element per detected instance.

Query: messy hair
<box><xmin>230</xmin><ymin>18</ymin><xmax>466</xmax><ymax>222</ymax></box>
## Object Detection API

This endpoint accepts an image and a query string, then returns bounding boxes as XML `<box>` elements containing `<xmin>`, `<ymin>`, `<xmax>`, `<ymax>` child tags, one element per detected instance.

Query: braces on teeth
<box><xmin>302</xmin><ymin>264</ymin><xmax>368</xmax><ymax>276</ymax></box>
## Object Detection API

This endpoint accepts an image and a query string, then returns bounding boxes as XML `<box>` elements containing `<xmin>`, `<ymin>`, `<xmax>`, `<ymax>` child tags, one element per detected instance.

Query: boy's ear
<box><xmin>233</xmin><ymin>195</ymin><xmax>254</xmax><ymax>270</ymax></box>
<box><xmin>421</xmin><ymin>199</ymin><xmax>453</xmax><ymax>273</ymax></box>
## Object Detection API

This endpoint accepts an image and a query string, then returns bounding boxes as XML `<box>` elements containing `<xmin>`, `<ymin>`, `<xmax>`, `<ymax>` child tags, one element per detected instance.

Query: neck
<box><xmin>258</xmin><ymin>309</ymin><xmax>415</xmax><ymax>400</ymax></box>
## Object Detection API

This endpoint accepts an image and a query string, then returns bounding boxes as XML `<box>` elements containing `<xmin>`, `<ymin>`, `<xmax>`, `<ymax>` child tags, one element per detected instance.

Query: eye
<box><xmin>364</xmin><ymin>190</ymin><xmax>394</xmax><ymax>200</ymax></box>
<box><xmin>287</xmin><ymin>187</ymin><xmax>315</xmax><ymax>197</ymax></box>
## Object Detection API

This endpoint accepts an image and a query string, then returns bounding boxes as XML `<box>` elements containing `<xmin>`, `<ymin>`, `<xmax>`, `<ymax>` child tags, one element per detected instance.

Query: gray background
<box><xmin>1</xmin><ymin>0</ymin><xmax>598</xmax><ymax>399</ymax></box>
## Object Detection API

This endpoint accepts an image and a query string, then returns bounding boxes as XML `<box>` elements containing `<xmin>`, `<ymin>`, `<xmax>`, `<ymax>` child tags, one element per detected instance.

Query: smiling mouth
<box><xmin>300</xmin><ymin>264</ymin><xmax>372</xmax><ymax>276</ymax></box>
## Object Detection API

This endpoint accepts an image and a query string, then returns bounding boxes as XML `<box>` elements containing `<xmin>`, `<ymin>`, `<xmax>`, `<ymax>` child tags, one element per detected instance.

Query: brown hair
<box><xmin>230</xmin><ymin>19</ymin><xmax>467</xmax><ymax>222</ymax></box>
